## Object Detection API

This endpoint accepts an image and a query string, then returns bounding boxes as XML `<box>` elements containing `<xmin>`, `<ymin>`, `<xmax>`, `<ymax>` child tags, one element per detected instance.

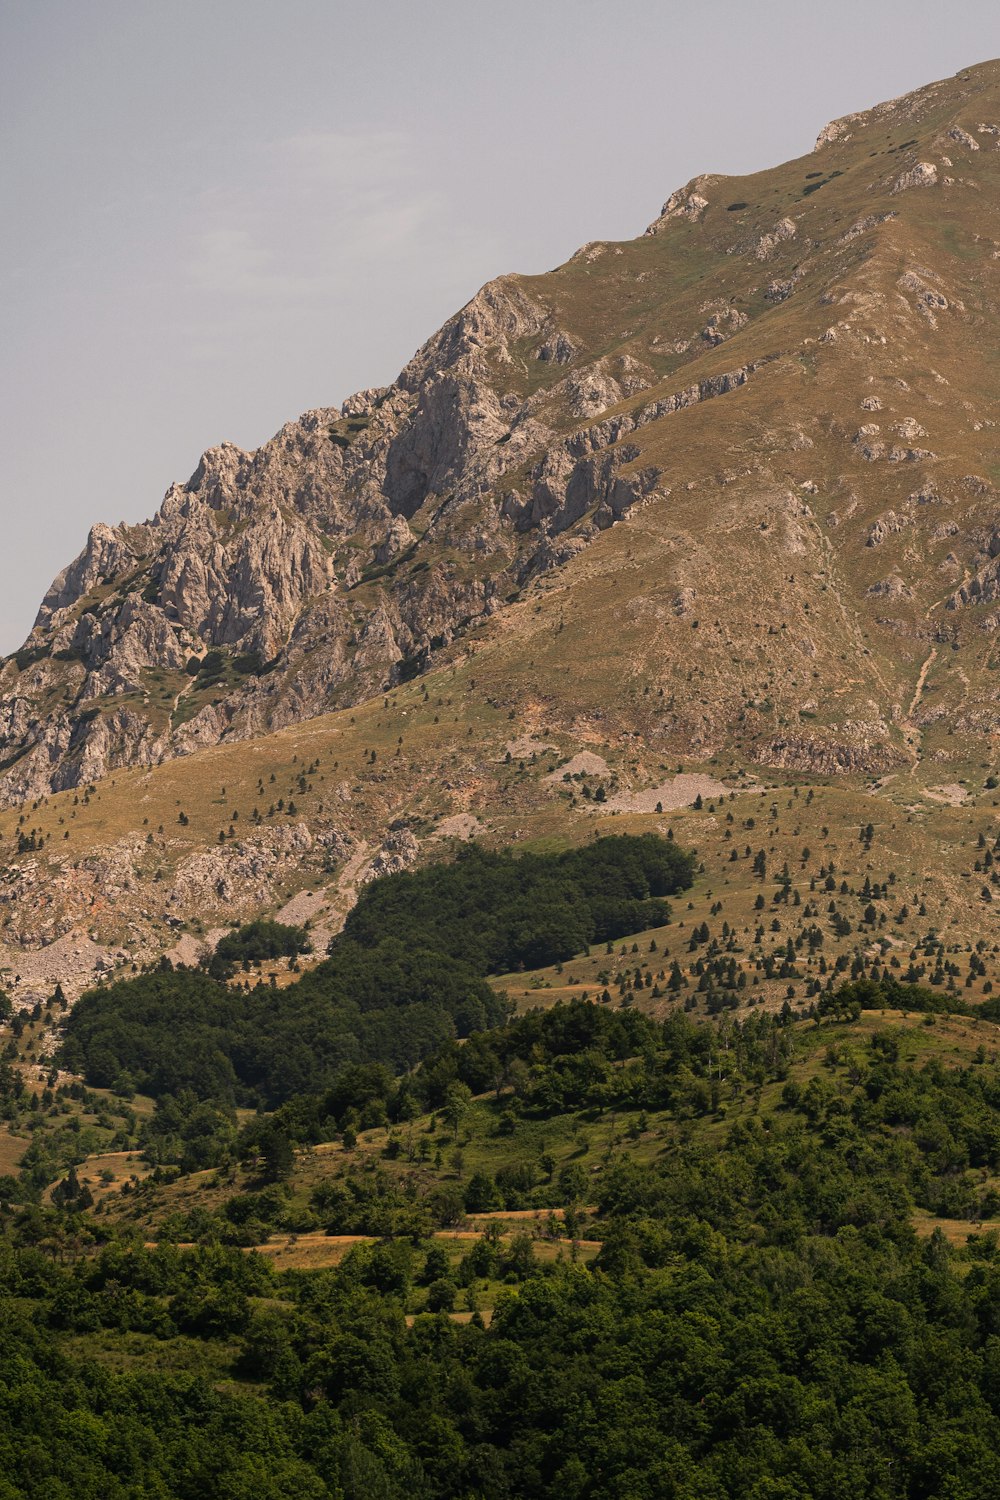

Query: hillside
<box><xmin>6</xmin><ymin>59</ymin><xmax>1000</xmax><ymax>795</ymax></box>
<box><xmin>7</xmin><ymin>992</ymin><xmax>1000</xmax><ymax>1497</ymax></box>
<box><xmin>2</xmin><ymin>61</ymin><xmax>1000</xmax><ymax>998</ymax></box>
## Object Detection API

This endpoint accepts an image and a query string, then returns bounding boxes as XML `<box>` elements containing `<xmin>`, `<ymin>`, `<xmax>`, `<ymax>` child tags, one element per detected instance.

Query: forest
<box><xmin>6</xmin><ymin>994</ymin><xmax>1000</xmax><ymax>1496</ymax></box>
<box><xmin>58</xmin><ymin>835</ymin><xmax>695</xmax><ymax>1107</ymax></box>
<box><xmin>339</xmin><ymin>836</ymin><xmax>696</xmax><ymax>972</ymax></box>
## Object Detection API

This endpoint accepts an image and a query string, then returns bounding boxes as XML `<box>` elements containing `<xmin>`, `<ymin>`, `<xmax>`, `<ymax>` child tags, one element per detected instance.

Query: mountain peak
<box><xmin>814</xmin><ymin>56</ymin><xmax>1000</xmax><ymax>150</ymax></box>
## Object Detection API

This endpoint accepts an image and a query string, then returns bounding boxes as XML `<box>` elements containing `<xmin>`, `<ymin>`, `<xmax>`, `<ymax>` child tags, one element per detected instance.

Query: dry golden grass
<box><xmin>246</xmin><ymin>1229</ymin><xmax>601</xmax><ymax>1274</ymax></box>
<box><xmin>249</xmin><ymin>1233</ymin><xmax>372</xmax><ymax>1270</ymax></box>
<box><xmin>405</xmin><ymin>1309</ymin><xmax>494</xmax><ymax>1328</ymax></box>
<box><xmin>912</xmin><ymin>1210</ymin><xmax>1000</xmax><ymax>1245</ymax></box>
<box><xmin>73</xmin><ymin>1149</ymin><xmax>153</xmax><ymax>1204</ymax></box>
<box><xmin>0</xmin><ymin>1129</ymin><xmax>28</xmax><ymax>1176</ymax></box>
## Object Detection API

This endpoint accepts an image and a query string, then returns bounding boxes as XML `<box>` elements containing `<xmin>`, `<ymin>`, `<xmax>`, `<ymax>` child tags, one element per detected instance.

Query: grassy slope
<box><xmin>87</xmin><ymin>1006</ymin><xmax>1000</xmax><ymax>1281</ymax></box>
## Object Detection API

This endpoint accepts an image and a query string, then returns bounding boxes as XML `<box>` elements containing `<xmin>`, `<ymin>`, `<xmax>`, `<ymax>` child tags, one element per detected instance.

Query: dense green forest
<box><xmin>206</xmin><ymin>919</ymin><xmax>312</xmax><ymax>980</ymax></box>
<box><xmin>58</xmin><ymin>947</ymin><xmax>504</xmax><ymax>1107</ymax></box>
<box><xmin>340</xmin><ymin>836</ymin><xmax>695</xmax><ymax>972</ymax></box>
<box><xmin>59</xmin><ymin>835</ymin><xmax>694</xmax><ymax>1107</ymax></box>
<box><xmin>8</xmin><ymin>994</ymin><xmax>1000</xmax><ymax>1496</ymax></box>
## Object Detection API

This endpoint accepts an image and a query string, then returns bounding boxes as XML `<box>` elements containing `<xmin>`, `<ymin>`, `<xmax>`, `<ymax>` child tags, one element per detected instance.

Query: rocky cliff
<box><xmin>0</xmin><ymin>270</ymin><xmax>670</xmax><ymax>803</ymax></box>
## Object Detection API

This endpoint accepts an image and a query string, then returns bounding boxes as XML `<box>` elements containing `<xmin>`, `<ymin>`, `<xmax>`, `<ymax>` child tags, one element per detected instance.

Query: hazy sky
<box><xmin>3</xmin><ymin>1</ymin><xmax>999</xmax><ymax>652</ymax></box>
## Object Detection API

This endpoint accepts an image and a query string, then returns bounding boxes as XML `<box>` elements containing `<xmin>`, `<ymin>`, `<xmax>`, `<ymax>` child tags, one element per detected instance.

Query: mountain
<box><xmin>8</xmin><ymin>61</ymin><xmax>1000</xmax><ymax>1500</ymax></box>
<box><xmin>2</xmin><ymin>60</ymin><xmax>1000</xmax><ymax>994</ymax></box>
<box><xmin>7</xmin><ymin>58</ymin><xmax>1000</xmax><ymax>804</ymax></box>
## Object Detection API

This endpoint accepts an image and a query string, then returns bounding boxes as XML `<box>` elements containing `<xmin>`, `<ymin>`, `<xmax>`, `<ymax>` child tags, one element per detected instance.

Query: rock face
<box><xmin>892</xmin><ymin>161</ymin><xmax>939</xmax><ymax>192</ymax></box>
<box><xmin>0</xmin><ymin>276</ymin><xmax>667</xmax><ymax>804</ymax></box>
<box><xmin>5</xmin><ymin>58</ymin><xmax>1000</xmax><ymax>807</ymax></box>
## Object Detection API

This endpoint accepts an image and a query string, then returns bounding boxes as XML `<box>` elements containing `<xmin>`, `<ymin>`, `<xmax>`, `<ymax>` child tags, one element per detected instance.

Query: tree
<box><xmin>441</xmin><ymin>1082</ymin><xmax>473</xmax><ymax>1137</ymax></box>
<box><xmin>558</xmin><ymin>1162</ymin><xmax>589</xmax><ymax>1204</ymax></box>
<box><xmin>426</xmin><ymin>1277</ymin><xmax>458</xmax><ymax>1312</ymax></box>
<box><xmin>258</xmin><ymin>1122</ymin><xmax>295</xmax><ymax>1183</ymax></box>
<box><xmin>464</xmin><ymin>1172</ymin><xmax>499</xmax><ymax>1214</ymax></box>
<box><xmin>421</xmin><ymin>1245</ymin><xmax>451</xmax><ymax>1285</ymax></box>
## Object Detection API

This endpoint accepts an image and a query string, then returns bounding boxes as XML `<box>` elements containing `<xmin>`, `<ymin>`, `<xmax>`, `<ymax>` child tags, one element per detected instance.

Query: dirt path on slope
<box><xmin>901</xmin><ymin>646</ymin><xmax>937</xmax><ymax>767</ymax></box>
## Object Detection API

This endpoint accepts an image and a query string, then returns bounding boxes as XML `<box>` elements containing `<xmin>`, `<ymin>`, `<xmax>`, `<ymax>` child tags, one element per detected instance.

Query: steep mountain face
<box><xmin>5</xmin><ymin>59</ymin><xmax>1000</xmax><ymax>806</ymax></box>
<box><xmin>0</xmin><ymin>280</ymin><xmax>658</xmax><ymax>804</ymax></box>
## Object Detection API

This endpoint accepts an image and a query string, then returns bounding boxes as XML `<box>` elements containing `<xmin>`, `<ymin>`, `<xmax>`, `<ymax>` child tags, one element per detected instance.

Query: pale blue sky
<box><xmin>3</xmin><ymin>0</ymin><xmax>999</xmax><ymax>651</ymax></box>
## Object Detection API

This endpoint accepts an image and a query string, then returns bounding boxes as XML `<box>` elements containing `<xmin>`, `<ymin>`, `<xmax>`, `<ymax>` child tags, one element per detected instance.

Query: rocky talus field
<box><xmin>2</xmin><ymin>60</ymin><xmax>1000</xmax><ymax>1001</ymax></box>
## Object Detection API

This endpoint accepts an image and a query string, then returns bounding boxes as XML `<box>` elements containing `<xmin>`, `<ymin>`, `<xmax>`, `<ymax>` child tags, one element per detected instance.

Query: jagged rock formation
<box><xmin>5</xmin><ymin>59</ymin><xmax>1000</xmax><ymax>807</ymax></box>
<box><xmin>0</xmin><ymin>274</ymin><xmax>670</xmax><ymax>803</ymax></box>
